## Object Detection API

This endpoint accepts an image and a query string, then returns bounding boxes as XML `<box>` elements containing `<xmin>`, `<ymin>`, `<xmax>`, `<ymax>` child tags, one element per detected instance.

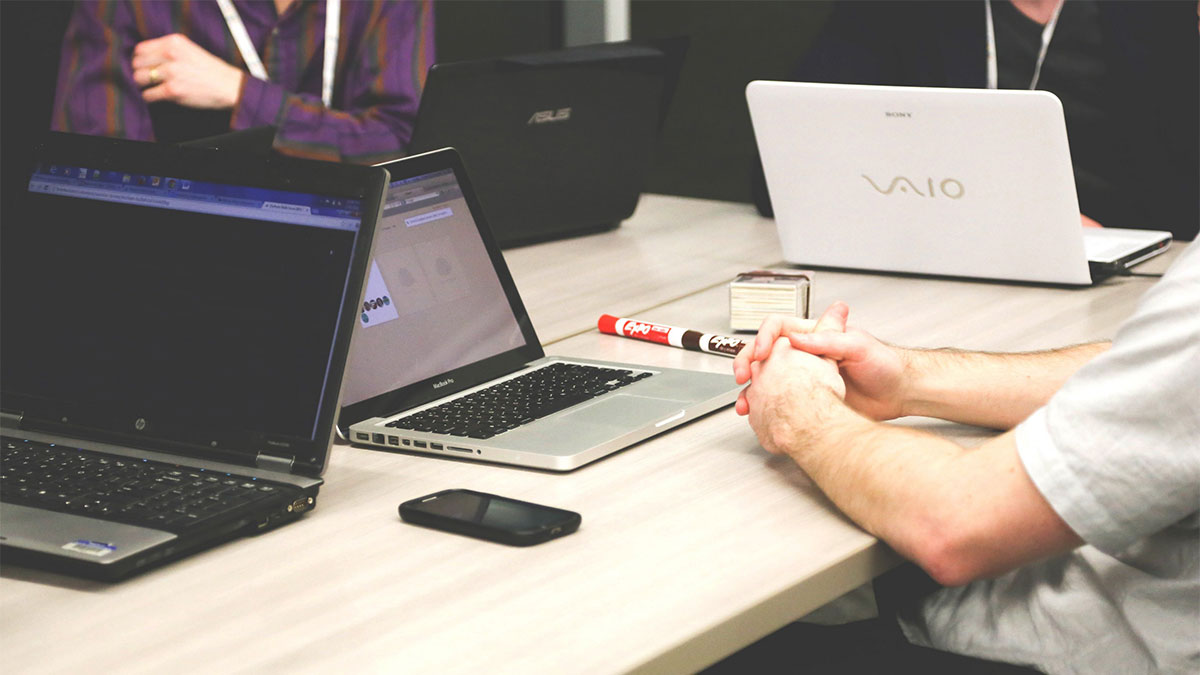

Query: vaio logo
<box><xmin>862</xmin><ymin>175</ymin><xmax>965</xmax><ymax>199</ymax></box>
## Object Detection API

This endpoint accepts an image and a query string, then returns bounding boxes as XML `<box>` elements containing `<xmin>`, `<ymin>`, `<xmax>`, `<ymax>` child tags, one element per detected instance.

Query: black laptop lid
<box><xmin>0</xmin><ymin>133</ymin><xmax>386</xmax><ymax>476</ymax></box>
<box><xmin>407</xmin><ymin>38</ymin><xmax>688</xmax><ymax>247</ymax></box>
<box><xmin>337</xmin><ymin>148</ymin><xmax>542</xmax><ymax>431</ymax></box>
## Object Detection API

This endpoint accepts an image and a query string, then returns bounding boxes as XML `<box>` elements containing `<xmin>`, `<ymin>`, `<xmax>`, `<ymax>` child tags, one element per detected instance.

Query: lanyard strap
<box><xmin>985</xmin><ymin>0</ymin><xmax>1065</xmax><ymax>90</ymax></box>
<box><xmin>321</xmin><ymin>0</ymin><xmax>339</xmax><ymax>108</ymax></box>
<box><xmin>216</xmin><ymin>0</ymin><xmax>340</xmax><ymax>107</ymax></box>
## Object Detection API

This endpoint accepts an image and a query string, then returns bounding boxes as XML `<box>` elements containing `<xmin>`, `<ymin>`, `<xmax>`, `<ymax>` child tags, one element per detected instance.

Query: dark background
<box><xmin>0</xmin><ymin>0</ymin><xmax>831</xmax><ymax>206</ymax></box>
<box><xmin>1</xmin><ymin>1</ymin><xmax>78</xmax><ymax>193</ymax></box>
<box><xmin>631</xmin><ymin>1</ymin><xmax>830</xmax><ymax>201</ymax></box>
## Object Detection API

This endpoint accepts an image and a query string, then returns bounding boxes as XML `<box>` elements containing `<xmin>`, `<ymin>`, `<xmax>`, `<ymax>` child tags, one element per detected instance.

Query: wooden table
<box><xmin>506</xmin><ymin>194</ymin><xmax>782</xmax><ymax>344</ymax></box>
<box><xmin>1</xmin><ymin>195</ymin><xmax>1179</xmax><ymax>674</ymax></box>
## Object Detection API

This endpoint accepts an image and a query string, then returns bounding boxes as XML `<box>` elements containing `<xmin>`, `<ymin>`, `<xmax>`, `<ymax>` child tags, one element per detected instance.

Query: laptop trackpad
<box><xmin>500</xmin><ymin>395</ymin><xmax>689</xmax><ymax>455</ymax></box>
<box><xmin>562</xmin><ymin>394</ymin><xmax>686</xmax><ymax>427</ymax></box>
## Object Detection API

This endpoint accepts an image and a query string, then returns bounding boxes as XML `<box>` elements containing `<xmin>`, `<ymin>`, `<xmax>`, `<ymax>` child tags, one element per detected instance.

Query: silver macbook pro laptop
<box><xmin>747</xmin><ymin>81</ymin><xmax>1171</xmax><ymax>285</ymax></box>
<box><xmin>341</xmin><ymin>148</ymin><xmax>738</xmax><ymax>471</ymax></box>
<box><xmin>1</xmin><ymin>133</ymin><xmax>386</xmax><ymax>579</ymax></box>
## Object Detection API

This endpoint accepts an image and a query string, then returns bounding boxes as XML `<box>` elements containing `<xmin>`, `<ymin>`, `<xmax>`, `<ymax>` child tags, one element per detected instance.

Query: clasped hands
<box><xmin>131</xmin><ymin>34</ymin><xmax>244</xmax><ymax>109</ymax></box>
<box><xmin>732</xmin><ymin>302</ymin><xmax>909</xmax><ymax>456</ymax></box>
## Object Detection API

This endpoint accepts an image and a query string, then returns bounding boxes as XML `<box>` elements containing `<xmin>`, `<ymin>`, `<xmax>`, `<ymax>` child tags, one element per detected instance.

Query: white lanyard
<box><xmin>216</xmin><ymin>0</ymin><xmax>340</xmax><ymax>107</ymax></box>
<box><xmin>985</xmin><ymin>0</ymin><xmax>1065</xmax><ymax>90</ymax></box>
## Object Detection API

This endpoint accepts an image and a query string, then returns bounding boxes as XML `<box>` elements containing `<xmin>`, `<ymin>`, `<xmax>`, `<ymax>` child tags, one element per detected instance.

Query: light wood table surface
<box><xmin>0</xmin><ymin>195</ymin><xmax>1181</xmax><ymax>674</ymax></box>
<box><xmin>505</xmin><ymin>194</ymin><xmax>782</xmax><ymax>344</ymax></box>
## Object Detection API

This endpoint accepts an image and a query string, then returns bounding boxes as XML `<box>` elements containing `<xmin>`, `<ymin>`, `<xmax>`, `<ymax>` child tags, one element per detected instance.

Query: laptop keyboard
<box><xmin>385</xmin><ymin>362</ymin><xmax>654</xmax><ymax>439</ymax></box>
<box><xmin>1</xmin><ymin>437</ymin><xmax>297</xmax><ymax>533</ymax></box>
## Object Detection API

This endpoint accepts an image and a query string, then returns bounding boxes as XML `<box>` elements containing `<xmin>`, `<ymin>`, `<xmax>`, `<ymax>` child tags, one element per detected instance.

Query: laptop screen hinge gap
<box><xmin>255</xmin><ymin>452</ymin><xmax>295</xmax><ymax>473</ymax></box>
<box><xmin>1</xmin><ymin>411</ymin><xmax>24</xmax><ymax>431</ymax></box>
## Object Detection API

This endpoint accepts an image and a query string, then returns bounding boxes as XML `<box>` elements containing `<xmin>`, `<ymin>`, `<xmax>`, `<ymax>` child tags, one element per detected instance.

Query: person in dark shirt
<box><xmin>51</xmin><ymin>0</ymin><xmax>434</xmax><ymax>163</ymax></box>
<box><xmin>752</xmin><ymin>0</ymin><xmax>1198</xmax><ymax>241</ymax></box>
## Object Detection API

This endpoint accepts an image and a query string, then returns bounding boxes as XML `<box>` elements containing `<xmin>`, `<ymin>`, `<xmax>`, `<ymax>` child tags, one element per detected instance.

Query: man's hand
<box><xmin>734</xmin><ymin>302</ymin><xmax>911</xmax><ymax>421</ymax></box>
<box><xmin>742</xmin><ymin>337</ymin><xmax>847</xmax><ymax>456</ymax></box>
<box><xmin>131</xmin><ymin>34</ymin><xmax>244</xmax><ymax>109</ymax></box>
<box><xmin>788</xmin><ymin>327</ymin><xmax>910</xmax><ymax>421</ymax></box>
<box><xmin>734</xmin><ymin>302</ymin><xmax>848</xmax><ymax>415</ymax></box>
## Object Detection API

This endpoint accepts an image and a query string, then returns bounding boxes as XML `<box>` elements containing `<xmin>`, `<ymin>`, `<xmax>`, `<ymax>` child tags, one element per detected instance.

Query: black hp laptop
<box><xmin>342</xmin><ymin>148</ymin><xmax>739</xmax><ymax>471</ymax></box>
<box><xmin>0</xmin><ymin>133</ymin><xmax>386</xmax><ymax>580</ymax></box>
<box><xmin>406</xmin><ymin>38</ymin><xmax>688</xmax><ymax>247</ymax></box>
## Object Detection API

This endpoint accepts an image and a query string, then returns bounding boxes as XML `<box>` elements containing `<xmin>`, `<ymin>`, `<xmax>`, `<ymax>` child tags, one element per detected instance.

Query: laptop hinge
<box><xmin>255</xmin><ymin>452</ymin><xmax>295</xmax><ymax>473</ymax></box>
<box><xmin>1</xmin><ymin>411</ymin><xmax>23</xmax><ymax>430</ymax></box>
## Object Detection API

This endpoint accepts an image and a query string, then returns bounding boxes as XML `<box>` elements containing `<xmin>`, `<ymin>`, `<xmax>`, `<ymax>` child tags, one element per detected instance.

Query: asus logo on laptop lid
<box><xmin>527</xmin><ymin>108</ymin><xmax>572</xmax><ymax>125</ymax></box>
<box><xmin>862</xmin><ymin>175</ymin><xmax>966</xmax><ymax>199</ymax></box>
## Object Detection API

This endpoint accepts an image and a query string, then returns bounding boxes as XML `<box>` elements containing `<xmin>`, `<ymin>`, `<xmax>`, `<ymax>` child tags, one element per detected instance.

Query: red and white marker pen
<box><xmin>598</xmin><ymin>314</ymin><xmax>748</xmax><ymax>358</ymax></box>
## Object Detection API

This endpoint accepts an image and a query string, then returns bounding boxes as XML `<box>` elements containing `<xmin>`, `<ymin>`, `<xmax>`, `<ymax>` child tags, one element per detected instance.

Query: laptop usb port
<box><xmin>387</xmin><ymin>436</ymin><xmax>400</xmax><ymax>446</ymax></box>
<box><xmin>355</xmin><ymin>432</ymin><xmax>370</xmax><ymax>441</ymax></box>
<box><xmin>413</xmin><ymin>440</ymin><xmax>427</xmax><ymax>448</ymax></box>
<box><xmin>430</xmin><ymin>442</ymin><xmax>443</xmax><ymax>451</ymax></box>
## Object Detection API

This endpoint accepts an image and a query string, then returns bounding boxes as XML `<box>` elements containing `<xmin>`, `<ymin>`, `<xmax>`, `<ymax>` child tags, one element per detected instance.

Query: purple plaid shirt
<box><xmin>51</xmin><ymin>0</ymin><xmax>434</xmax><ymax>163</ymax></box>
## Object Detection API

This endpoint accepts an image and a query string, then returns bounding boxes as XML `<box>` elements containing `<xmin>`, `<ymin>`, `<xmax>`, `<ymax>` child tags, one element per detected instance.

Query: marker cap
<box><xmin>597</xmin><ymin>314</ymin><xmax>619</xmax><ymax>334</ymax></box>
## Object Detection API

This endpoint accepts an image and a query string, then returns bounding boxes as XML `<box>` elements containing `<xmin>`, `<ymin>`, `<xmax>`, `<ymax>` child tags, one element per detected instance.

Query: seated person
<box><xmin>50</xmin><ymin>0</ymin><xmax>434</xmax><ymax>163</ymax></box>
<box><xmin>752</xmin><ymin>0</ymin><xmax>1198</xmax><ymax>241</ymax></box>
<box><xmin>726</xmin><ymin>243</ymin><xmax>1198</xmax><ymax>673</ymax></box>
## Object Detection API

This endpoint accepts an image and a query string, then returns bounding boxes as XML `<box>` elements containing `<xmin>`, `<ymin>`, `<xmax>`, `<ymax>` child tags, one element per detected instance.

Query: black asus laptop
<box><xmin>341</xmin><ymin>148</ymin><xmax>739</xmax><ymax>471</ymax></box>
<box><xmin>406</xmin><ymin>38</ymin><xmax>688</xmax><ymax>248</ymax></box>
<box><xmin>0</xmin><ymin>133</ymin><xmax>386</xmax><ymax>580</ymax></box>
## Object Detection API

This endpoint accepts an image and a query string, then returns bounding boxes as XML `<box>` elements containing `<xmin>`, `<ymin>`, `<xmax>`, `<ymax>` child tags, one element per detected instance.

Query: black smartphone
<box><xmin>398</xmin><ymin>489</ymin><xmax>581</xmax><ymax>546</ymax></box>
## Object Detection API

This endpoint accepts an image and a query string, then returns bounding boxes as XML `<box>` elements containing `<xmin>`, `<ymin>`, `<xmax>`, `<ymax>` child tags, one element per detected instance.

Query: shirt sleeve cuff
<box><xmin>231</xmin><ymin>76</ymin><xmax>287</xmax><ymax>131</ymax></box>
<box><xmin>1015</xmin><ymin>407</ymin><xmax>1126</xmax><ymax>552</ymax></box>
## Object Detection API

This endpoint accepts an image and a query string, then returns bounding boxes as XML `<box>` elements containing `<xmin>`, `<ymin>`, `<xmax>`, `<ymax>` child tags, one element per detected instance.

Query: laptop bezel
<box><xmin>1</xmin><ymin>132</ymin><xmax>387</xmax><ymax>476</ymax></box>
<box><xmin>336</xmin><ymin>148</ymin><xmax>544</xmax><ymax>434</ymax></box>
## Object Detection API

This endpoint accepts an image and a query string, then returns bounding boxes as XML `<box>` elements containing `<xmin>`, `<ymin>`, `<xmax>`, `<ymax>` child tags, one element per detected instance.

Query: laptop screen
<box><xmin>341</xmin><ymin>168</ymin><xmax>528</xmax><ymax>408</ymax></box>
<box><xmin>1</xmin><ymin>138</ymin><xmax>381</xmax><ymax>470</ymax></box>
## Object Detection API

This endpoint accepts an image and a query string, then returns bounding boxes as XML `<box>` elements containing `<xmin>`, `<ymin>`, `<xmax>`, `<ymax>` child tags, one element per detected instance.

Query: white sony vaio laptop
<box><xmin>746</xmin><ymin>81</ymin><xmax>1172</xmax><ymax>285</ymax></box>
<box><xmin>339</xmin><ymin>148</ymin><xmax>739</xmax><ymax>471</ymax></box>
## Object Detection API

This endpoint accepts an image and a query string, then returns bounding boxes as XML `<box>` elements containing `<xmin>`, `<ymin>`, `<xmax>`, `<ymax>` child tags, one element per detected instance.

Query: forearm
<box><xmin>898</xmin><ymin>342</ymin><xmax>1110</xmax><ymax>429</ymax></box>
<box><xmin>795</xmin><ymin>396</ymin><xmax>964</xmax><ymax>578</ymax></box>
<box><xmin>233</xmin><ymin>78</ymin><xmax>417</xmax><ymax>163</ymax></box>
<box><xmin>792</xmin><ymin>389</ymin><xmax>1081</xmax><ymax>585</ymax></box>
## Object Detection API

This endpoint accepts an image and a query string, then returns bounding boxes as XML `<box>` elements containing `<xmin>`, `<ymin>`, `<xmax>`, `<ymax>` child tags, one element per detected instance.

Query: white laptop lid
<box><xmin>748</xmin><ymin>81</ymin><xmax>1095</xmax><ymax>285</ymax></box>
